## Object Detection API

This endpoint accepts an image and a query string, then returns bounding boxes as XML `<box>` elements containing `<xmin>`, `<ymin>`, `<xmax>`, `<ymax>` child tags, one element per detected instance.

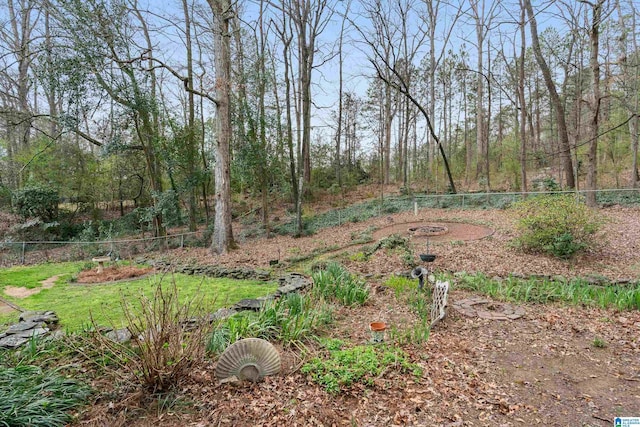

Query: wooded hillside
<box><xmin>1</xmin><ymin>0</ymin><xmax>638</xmax><ymax>249</ymax></box>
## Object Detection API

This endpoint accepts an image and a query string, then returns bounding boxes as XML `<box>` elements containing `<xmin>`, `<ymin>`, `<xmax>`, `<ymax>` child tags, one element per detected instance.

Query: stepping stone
<box><xmin>14</xmin><ymin>327</ymin><xmax>49</xmax><ymax>339</ymax></box>
<box><xmin>234</xmin><ymin>299</ymin><xmax>264</xmax><ymax>311</ymax></box>
<box><xmin>453</xmin><ymin>297</ymin><xmax>525</xmax><ymax>320</ymax></box>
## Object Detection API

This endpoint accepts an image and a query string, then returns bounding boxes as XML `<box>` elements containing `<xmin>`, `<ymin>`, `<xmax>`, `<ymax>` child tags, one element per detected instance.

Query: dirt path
<box><xmin>0</xmin><ymin>299</ymin><xmax>17</xmax><ymax>314</ymax></box>
<box><xmin>3</xmin><ymin>274</ymin><xmax>61</xmax><ymax>298</ymax></box>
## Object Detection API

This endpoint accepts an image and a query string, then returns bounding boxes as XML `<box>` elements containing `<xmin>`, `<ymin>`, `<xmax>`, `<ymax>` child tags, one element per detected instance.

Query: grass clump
<box><xmin>301</xmin><ymin>343</ymin><xmax>422</xmax><ymax>394</ymax></box>
<box><xmin>592</xmin><ymin>337</ymin><xmax>607</xmax><ymax>348</ymax></box>
<box><xmin>511</xmin><ymin>195</ymin><xmax>603</xmax><ymax>258</ymax></box>
<box><xmin>207</xmin><ymin>292</ymin><xmax>333</xmax><ymax>354</ymax></box>
<box><xmin>384</xmin><ymin>276</ymin><xmax>431</xmax><ymax>345</ymax></box>
<box><xmin>456</xmin><ymin>273</ymin><xmax>640</xmax><ymax>310</ymax></box>
<box><xmin>311</xmin><ymin>263</ymin><xmax>369</xmax><ymax>306</ymax></box>
<box><xmin>0</xmin><ymin>365</ymin><xmax>91</xmax><ymax>427</ymax></box>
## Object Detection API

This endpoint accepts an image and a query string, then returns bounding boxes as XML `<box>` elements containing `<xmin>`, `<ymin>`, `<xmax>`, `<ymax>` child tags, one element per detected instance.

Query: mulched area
<box><xmin>75</xmin><ymin>265</ymin><xmax>154</xmax><ymax>284</ymax></box>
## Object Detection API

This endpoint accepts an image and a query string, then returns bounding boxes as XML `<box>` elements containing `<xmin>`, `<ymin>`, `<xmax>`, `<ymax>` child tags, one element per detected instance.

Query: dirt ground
<box><xmin>76</xmin><ymin>204</ymin><xmax>640</xmax><ymax>427</ymax></box>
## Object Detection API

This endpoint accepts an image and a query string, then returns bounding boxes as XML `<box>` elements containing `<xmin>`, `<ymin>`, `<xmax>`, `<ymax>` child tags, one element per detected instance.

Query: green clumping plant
<box><xmin>384</xmin><ymin>276</ymin><xmax>430</xmax><ymax>321</ymax></box>
<box><xmin>592</xmin><ymin>337</ymin><xmax>607</xmax><ymax>348</ymax></box>
<box><xmin>456</xmin><ymin>273</ymin><xmax>640</xmax><ymax>311</ymax></box>
<box><xmin>385</xmin><ymin>275</ymin><xmax>415</xmax><ymax>296</ymax></box>
<box><xmin>388</xmin><ymin>318</ymin><xmax>431</xmax><ymax>346</ymax></box>
<box><xmin>0</xmin><ymin>365</ymin><xmax>91</xmax><ymax>427</ymax></box>
<box><xmin>301</xmin><ymin>344</ymin><xmax>422</xmax><ymax>394</ymax></box>
<box><xmin>349</xmin><ymin>251</ymin><xmax>368</xmax><ymax>262</ymax></box>
<box><xmin>311</xmin><ymin>263</ymin><xmax>369</xmax><ymax>306</ymax></box>
<box><xmin>207</xmin><ymin>292</ymin><xmax>334</xmax><ymax>354</ymax></box>
<box><xmin>512</xmin><ymin>195</ymin><xmax>603</xmax><ymax>258</ymax></box>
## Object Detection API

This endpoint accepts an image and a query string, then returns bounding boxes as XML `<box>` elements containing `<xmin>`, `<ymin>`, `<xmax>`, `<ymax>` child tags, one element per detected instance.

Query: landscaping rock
<box><xmin>19</xmin><ymin>310</ymin><xmax>59</xmax><ymax>325</ymax></box>
<box><xmin>0</xmin><ymin>335</ymin><xmax>29</xmax><ymax>349</ymax></box>
<box><xmin>209</xmin><ymin>308</ymin><xmax>237</xmax><ymax>321</ymax></box>
<box><xmin>234</xmin><ymin>299</ymin><xmax>264</xmax><ymax>311</ymax></box>
<box><xmin>0</xmin><ymin>310</ymin><xmax>58</xmax><ymax>349</ymax></box>
<box><xmin>6</xmin><ymin>321</ymin><xmax>45</xmax><ymax>333</ymax></box>
<box><xmin>106</xmin><ymin>328</ymin><xmax>132</xmax><ymax>343</ymax></box>
<box><xmin>14</xmin><ymin>327</ymin><xmax>49</xmax><ymax>339</ymax></box>
<box><xmin>275</xmin><ymin>273</ymin><xmax>312</xmax><ymax>297</ymax></box>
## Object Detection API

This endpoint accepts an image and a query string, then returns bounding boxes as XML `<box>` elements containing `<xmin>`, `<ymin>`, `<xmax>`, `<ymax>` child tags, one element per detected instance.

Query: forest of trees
<box><xmin>1</xmin><ymin>0</ymin><xmax>639</xmax><ymax>252</ymax></box>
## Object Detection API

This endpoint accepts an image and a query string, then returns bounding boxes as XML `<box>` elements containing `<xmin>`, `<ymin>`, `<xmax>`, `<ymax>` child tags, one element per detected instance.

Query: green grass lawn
<box><xmin>0</xmin><ymin>262</ymin><xmax>84</xmax><ymax>289</ymax></box>
<box><xmin>0</xmin><ymin>264</ymin><xmax>278</xmax><ymax>331</ymax></box>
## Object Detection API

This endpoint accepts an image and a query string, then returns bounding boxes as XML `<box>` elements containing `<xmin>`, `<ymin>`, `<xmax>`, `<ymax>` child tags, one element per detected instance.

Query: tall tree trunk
<box><xmin>470</xmin><ymin>0</ymin><xmax>487</xmax><ymax>185</ymax></box>
<box><xmin>523</xmin><ymin>0</ymin><xmax>575</xmax><ymax>189</ymax></box>
<box><xmin>616</xmin><ymin>0</ymin><xmax>640</xmax><ymax>187</ymax></box>
<box><xmin>518</xmin><ymin>4</ymin><xmax>528</xmax><ymax>193</ymax></box>
<box><xmin>207</xmin><ymin>0</ymin><xmax>235</xmax><ymax>254</ymax></box>
<box><xmin>182</xmin><ymin>0</ymin><xmax>198</xmax><ymax>231</ymax></box>
<box><xmin>585</xmin><ymin>0</ymin><xmax>604</xmax><ymax>207</ymax></box>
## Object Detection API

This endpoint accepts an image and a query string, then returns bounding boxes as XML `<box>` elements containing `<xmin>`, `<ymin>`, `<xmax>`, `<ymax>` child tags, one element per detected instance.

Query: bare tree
<box><xmin>518</xmin><ymin>2</ymin><xmax>528</xmax><ymax>193</ymax></box>
<box><xmin>581</xmin><ymin>0</ymin><xmax>607</xmax><ymax>206</ymax></box>
<box><xmin>182</xmin><ymin>0</ymin><xmax>199</xmax><ymax>231</ymax></box>
<box><xmin>616</xmin><ymin>0</ymin><xmax>640</xmax><ymax>187</ymax></box>
<box><xmin>0</xmin><ymin>0</ymin><xmax>39</xmax><ymax>188</ymax></box>
<box><xmin>279</xmin><ymin>0</ymin><xmax>334</xmax><ymax>185</ymax></box>
<box><xmin>523</xmin><ymin>0</ymin><xmax>576</xmax><ymax>189</ymax></box>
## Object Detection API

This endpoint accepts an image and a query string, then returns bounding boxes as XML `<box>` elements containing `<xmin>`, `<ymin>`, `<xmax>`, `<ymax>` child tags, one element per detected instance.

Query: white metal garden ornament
<box><xmin>430</xmin><ymin>280</ymin><xmax>449</xmax><ymax>327</ymax></box>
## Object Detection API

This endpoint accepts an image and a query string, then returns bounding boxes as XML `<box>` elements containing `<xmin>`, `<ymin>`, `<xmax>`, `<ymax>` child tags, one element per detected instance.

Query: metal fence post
<box><xmin>21</xmin><ymin>241</ymin><xmax>26</xmax><ymax>265</ymax></box>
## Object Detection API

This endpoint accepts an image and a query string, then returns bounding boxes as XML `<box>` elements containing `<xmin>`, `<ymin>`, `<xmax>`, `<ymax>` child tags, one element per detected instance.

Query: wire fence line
<box><xmin>0</xmin><ymin>230</ymin><xmax>208</xmax><ymax>267</ymax></box>
<box><xmin>1</xmin><ymin>188</ymin><xmax>639</xmax><ymax>266</ymax></box>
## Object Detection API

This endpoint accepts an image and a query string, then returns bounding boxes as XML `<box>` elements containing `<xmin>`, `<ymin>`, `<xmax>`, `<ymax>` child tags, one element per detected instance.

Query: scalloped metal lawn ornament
<box><xmin>215</xmin><ymin>338</ymin><xmax>281</xmax><ymax>382</ymax></box>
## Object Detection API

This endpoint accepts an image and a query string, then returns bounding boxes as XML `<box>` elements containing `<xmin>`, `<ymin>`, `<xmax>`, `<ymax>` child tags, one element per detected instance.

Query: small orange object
<box><xmin>369</xmin><ymin>322</ymin><xmax>386</xmax><ymax>331</ymax></box>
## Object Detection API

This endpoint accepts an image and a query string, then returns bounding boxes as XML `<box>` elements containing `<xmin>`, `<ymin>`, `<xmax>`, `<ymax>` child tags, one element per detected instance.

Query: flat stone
<box><xmin>19</xmin><ymin>311</ymin><xmax>59</xmax><ymax>324</ymax></box>
<box><xmin>234</xmin><ymin>299</ymin><xmax>264</xmax><ymax>311</ymax></box>
<box><xmin>6</xmin><ymin>321</ymin><xmax>45</xmax><ymax>333</ymax></box>
<box><xmin>209</xmin><ymin>308</ymin><xmax>237</xmax><ymax>321</ymax></box>
<box><xmin>452</xmin><ymin>297</ymin><xmax>525</xmax><ymax>320</ymax></box>
<box><xmin>14</xmin><ymin>327</ymin><xmax>49</xmax><ymax>339</ymax></box>
<box><xmin>106</xmin><ymin>328</ymin><xmax>132</xmax><ymax>343</ymax></box>
<box><xmin>0</xmin><ymin>335</ymin><xmax>29</xmax><ymax>349</ymax></box>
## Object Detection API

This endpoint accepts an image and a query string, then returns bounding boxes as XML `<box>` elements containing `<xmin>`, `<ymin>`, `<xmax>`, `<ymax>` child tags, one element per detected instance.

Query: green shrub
<box><xmin>12</xmin><ymin>186</ymin><xmax>59</xmax><ymax>221</ymax></box>
<box><xmin>512</xmin><ymin>195</ymin><xmax>603</xmax><ymax>258</ymax></box>
<box><xmin>207</xmin><ymin>292</ymin><xmax>333</xmax><ymax>353</ymax></box>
